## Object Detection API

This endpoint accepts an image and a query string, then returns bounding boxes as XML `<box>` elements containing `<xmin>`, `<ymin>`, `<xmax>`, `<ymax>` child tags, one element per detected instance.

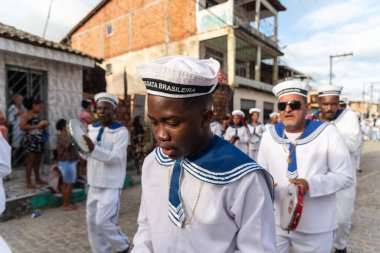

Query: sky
<box><xmin>0</xmin><ymin>0</ymin><xmax>379</xmax><ymax>102</ymax></box>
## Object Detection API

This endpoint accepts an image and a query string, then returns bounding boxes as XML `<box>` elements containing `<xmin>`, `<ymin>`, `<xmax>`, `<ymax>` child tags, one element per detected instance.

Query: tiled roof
<box><xmin>0</xmin><ymin>22</ymin><xmax>101</xmax><ymax>62</ymax></box>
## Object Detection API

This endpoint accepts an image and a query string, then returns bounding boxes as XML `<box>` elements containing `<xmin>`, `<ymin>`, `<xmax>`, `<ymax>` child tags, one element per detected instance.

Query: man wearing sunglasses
<box><xmin>257</xmin><ymin>80</ymin><xmax>354</xmax><ymax>253</ymax></box>
<box><xmin>310</xmin><ymin>85</ymin><xmax>361</xmax><ymax>253</ymax></box>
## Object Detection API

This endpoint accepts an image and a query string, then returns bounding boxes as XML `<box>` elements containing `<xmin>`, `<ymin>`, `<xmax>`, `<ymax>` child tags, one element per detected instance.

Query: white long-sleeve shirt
<box><xmin>248</xmin><ymin>122</ymin><xmax>266</xmax><ymax>151</ymax></box>
<box><xmin>257</xmin><ymin>121</ymin><xmax>354</xmax><ymax>233</ymax></box>
<box><xmin>224</xmin><ymin>125</ymin><xmax>250</xmax><ymax>154</ymax></box>
<box><xmin>86</xmin><ymin>122</ymin><xmax>129</xmax><ymax>188</ymax></box>
<box><xmin>0</xmin><ymin>134</ymin><xmax>11</xmax><ymax>214</ymax></box>
<box><xmin>132</xmin><ymin>136</ymin><xmax>277</xmax><ymax>253</ymax></box>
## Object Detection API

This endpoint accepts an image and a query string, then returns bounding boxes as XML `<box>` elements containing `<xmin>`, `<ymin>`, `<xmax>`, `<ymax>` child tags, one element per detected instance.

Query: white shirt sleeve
<box><xmin>90</xmin><ymin>129</ymin><xmax>129</xmax><ymax>164</ymax></box>
<box><xmin>230</xmin><ymin>172</ymin><xmax>277</xmax><ymax>253</ymax></box>
<box><xmin>131</xmin><ymin>193</ymin><xmax>153</xmax><ymax>253</ymax></box>
<box><xmin>307</xmin><ymin>126</ymin><xmax>354</xmax><ymax>197</ymax></box>
<box><xmin>341</xmin><ymin>111</ymin><xmax>361</xmax><ymax>153</ymax></box>
<box><xmin>0</xmin><ymin>135</ymin><xmax>11</xmax><ymax>178</ymax></box>
<box><xmin>238</xmin><ymin>126</ymin><xmax>250</xmax><ymax>144</ymax></box>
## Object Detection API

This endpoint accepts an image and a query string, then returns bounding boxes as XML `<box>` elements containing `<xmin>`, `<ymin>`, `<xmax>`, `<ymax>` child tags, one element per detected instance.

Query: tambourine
<box><xmin>67</xmin><ymin>119</ymin><xmax>90</xmax><ymax>155</ymax></box>
<box><xmin>280</xmin><ymin>183</ymin><xmax>304</xmax><ymax>231</ymax></box>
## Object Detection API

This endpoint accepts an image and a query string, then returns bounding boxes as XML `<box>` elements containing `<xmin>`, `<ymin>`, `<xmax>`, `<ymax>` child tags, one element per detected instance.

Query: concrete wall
<box><xmin>233</xmin><ymin>87</ymin><xmax>277</xmax><ymax>122</ymax></box>
<box><xmin>0</xmin><ymin>52</ymin><xmax>83</xmax><ymax>149</ymax></box>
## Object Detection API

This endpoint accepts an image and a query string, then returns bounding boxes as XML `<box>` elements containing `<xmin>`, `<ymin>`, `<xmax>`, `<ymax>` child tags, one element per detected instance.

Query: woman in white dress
<box><xmin>224</xmin><ymin>110</ymin><xmax>250</xmax><ymax>154</ymax></box>
<box><xmin>248</xmin><ymin>108</ymin><xmax>265</xmax><ymax>160</ymax></box>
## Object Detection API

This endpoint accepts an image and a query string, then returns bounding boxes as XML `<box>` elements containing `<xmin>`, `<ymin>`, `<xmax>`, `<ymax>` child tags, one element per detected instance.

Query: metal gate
<box><xmin>6</xmin><ymin>66</ymin><xmax>47</xmax><ymax>168</ymax></box>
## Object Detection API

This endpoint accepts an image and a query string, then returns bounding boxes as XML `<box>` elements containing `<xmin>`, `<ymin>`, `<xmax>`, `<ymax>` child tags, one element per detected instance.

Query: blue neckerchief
<box><xmin>271</xmin><ymin>120</ymin><xmax>329</xmax><ymax>179</ymax></box>
<box><xmin>92</xmin><ymin>121</ymin><xmax>123</xmax><ymax>142</ymax></box>
<box><xmin>248</xmin><ymin>122</ymin><xmax>262</xmax><ymax>135</ymax></box>
<box><xmin>155</xmin><ymin>135</ymin><xmax>274</xmax><ymax>227</ymax></box>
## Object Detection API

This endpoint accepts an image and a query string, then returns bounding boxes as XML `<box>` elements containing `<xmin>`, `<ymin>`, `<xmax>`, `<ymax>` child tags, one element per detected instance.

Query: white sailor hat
<box><xmin>339</xmin><ymin>95</ymin><xmax>348</xmax><ymax>104</ymax></box>
<box><xmin>272</xmin><ymin>80</ymin><xmax>311</xmax><ymax>99</ymax></box>
<box><xmin>94</xmin><ymin>92</ymin><xmax>119</xmax><ymax>108</ymax></box>
<box><xmin>232</xmin><ymin>109</ymin><xmax>245</xmax><ymax>118</ymax></box>
<box><xmin>317</xmin><ymin>85</ymin><xmax>342</xmax><ymax>97</ymax></box>
<box><xmin>269</xmin><ymin>112</ymin><xmax>279</xmax><ymax>118</ymax></box>
<box><xmin>136</xmin><ymin>55</ymin><xmax>220</xmax><ymax>98</ymax></box>
<box><xmin>249</xmin><ymin>108</ymin><xmax>261</xmax><ymax>114</ymax></box>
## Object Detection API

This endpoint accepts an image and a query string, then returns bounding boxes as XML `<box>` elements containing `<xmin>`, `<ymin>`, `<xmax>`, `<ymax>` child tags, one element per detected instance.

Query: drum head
<box><xmin>67</xmin><ymin>119</ymin><xmax>90</xmax><ymax>154</ymax></box>
<box><xmin>280</xmin><ymin>183</ymin><xmax>299</xmax><ymax>230</ymax></box>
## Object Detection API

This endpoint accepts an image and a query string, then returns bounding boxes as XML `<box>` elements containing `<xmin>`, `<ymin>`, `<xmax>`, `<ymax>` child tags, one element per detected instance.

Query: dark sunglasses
<box><xmin>277</xmin><ymin>100</ymin><xmax>303</xmax><ymax>111</ymax></box>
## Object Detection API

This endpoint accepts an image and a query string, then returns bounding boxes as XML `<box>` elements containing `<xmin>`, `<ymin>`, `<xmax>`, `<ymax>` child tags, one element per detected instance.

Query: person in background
<box><xmin>224</xmin><ymin>109</ymin><xmax>250</xmax><ymax>154</ymax></box>
<box><xmin>131</xmin><ymin>115</ymin><xmax>148</xmax><ymax>175</ymax></box>
<box><xmin>210</xmin><ymin>108</ymin><xmax>223</xmax><ymax>137</ymax></box>
<box><xmin>0</xmin><ymin>133</ymin><xmax>12</xmax><ymax>252</ymax></box>
<box><xmin>20</xmin><ymin>98</ymin><xmax>49</xmax><ymax>189</ymax></box>
<box><xmin>83</xmin><ymin>92</ymin><xmax>130</xmax><ymax>253</ymax></box>
<box><xmin>248</xmin><ymin>108</ymin><xmax>265</xmax><ymax>161</ymax></box>
<box><xmin>221</xmin><ymin>113</ymin><xmax>231</xmax><ymax>138</ymax></box>
<box><xmin>265</xmin><ymin>112</ymin><xmax>279</xmax><ymax>130</ymax></box>
<box><xmin>56</xmin><ymin>119</ymin><xmax>80</xmax><ymax>211</ymax></box>
<box><xmin>0</xmin><ymin>111</ymin><xmax>7</xmax><ymax>139</ymax></box>
<box><xmin>80</xmin><ymin>99</ymin><xmax>95</xmax><ymax>129</ymax></box>
<box><xmin>8</xmin><ymin>94</ymin><xmax>26</xmax><ymax>163</ymax></box>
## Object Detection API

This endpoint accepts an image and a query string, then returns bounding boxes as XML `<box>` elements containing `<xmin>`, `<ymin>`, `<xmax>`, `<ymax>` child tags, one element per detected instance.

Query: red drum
<box><xmin>280</xmin><ymin>183</ymin><xmax>304</xmax><ymax>231</ymax></box>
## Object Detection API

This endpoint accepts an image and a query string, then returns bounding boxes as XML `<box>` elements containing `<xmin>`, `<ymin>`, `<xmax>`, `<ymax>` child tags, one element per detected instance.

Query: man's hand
<box><xmin>289</xmin><ymin>178</ymin><xmax>309</xmax><ymax>194</ymax></box>
<box><xmin>83</xmin><ymin>135</ymin><xmax>95</xmax><ymax>152</ymax></box>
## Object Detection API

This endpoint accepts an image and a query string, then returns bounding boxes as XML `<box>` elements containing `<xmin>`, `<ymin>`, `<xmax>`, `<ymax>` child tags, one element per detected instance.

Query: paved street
<box><xmin>0</xmin><ymin>142</ymin><xmax>379</xmax><ymax>253</ymax></box>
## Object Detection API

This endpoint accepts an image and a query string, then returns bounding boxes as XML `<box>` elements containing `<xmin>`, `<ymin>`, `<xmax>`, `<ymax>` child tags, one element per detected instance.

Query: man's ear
<box><xmin>201</xmin><ymin>110</ymin><xmax>214</xmax><ymax>128</ymax></box>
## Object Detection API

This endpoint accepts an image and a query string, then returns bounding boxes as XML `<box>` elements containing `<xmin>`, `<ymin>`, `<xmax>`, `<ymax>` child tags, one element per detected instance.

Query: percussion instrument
<box><xmin>67</xmin><ymin>119</ymin><xmax>90</xmax><ymax>154</ymax></box>
<box><xmin>280</xmin><ymin>183</ymin><xmax>304</xmax><ymax>231</ymax></box>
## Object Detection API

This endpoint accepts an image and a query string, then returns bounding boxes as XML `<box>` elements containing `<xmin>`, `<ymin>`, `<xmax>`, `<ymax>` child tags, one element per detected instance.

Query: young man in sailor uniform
<box><xmin>0</xmin><ymin>133</ymin><xmax>12</xmax><ymax>252</ymax></box>
<box><xmin>83</xmin><ymin>92</ymin><xmax>130</xmax><ymax>253</ymax></box>
<box><xmin>248</xmin><ymin>108</ymin><xmax>265</xmax><ymax>160</ymax></box>
<box><xmin>224</xmin><ymin>109</ymin><xmax>250</xmax><ymax>154</ymax></box>
<box><xmin>132</xmin><ymin>55</ymin><xmax>277</xmax><ymax>253</ymax></box>
<box><xmin>312</xmin><ymin>85</ymin><xmax>361</xmax><ymax>253</ymax></box>
<box><xmin>257</xmin><ymin>80</ymin><xmax>354</xmax><ymax>253</ymax></box>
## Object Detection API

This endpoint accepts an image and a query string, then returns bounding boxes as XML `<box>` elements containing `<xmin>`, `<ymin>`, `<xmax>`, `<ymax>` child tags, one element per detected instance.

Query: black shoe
<box><xmin>117</xmin><ymin>247</ymin><xmax>129</xmax><ymax>253</ymax></box>
<box><xmin>335</xmin><ymin>248</ymin><xmax>347</xmax><ymax>253</ymax></box>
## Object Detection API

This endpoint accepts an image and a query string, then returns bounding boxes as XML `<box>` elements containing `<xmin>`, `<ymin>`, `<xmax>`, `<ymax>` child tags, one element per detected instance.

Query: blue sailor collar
<box><xmin>91</xmin><ymin>121</ymin><xmax>123</xmax><ymax>129</ymax></box>
<box><xmin>248</xmin><ymin>122</ymin><xmax>262</xmax><ymax>126</ymax></box>
<box><xmin>155</xmin><ymin>135</ymin><xmax>272</xmax><ymax>185</ymax></box>
<box><xmin>270</xmin><ymin>119</ymin><xmax>330</xmax><ymax>145</ymax></box>
<box><xmin>156</xmin><ymin>135</ymin><xmax>274</xmax><ymax>228</ymax></box>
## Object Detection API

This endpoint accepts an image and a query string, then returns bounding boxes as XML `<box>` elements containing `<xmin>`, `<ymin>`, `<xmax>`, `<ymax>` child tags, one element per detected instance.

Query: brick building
<box><xmin>63</xmin><ymin>0</ymin><xmax>289</xmax><ymax>123</ymax></box>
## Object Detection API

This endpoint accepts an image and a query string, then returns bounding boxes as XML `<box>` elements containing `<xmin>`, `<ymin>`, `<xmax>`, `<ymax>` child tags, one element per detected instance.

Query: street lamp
<box><xmin>329</xmin><ymin>52</ymin><xmax>353</xmax><ymax>85</ymax></box>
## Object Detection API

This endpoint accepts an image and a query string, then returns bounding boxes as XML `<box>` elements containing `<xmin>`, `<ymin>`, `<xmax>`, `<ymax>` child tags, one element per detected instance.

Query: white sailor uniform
<box><xmin>210</xmin><ymin>121</ymin><xmax>223</xmax><ymax>137</ymax></box>
<box><xmin>257</xmin><ymin>120</ymin><xmax>354</xmax><ymax>253</ymax></box>
<box><xmin>132</xmin><ymin>135</ymin><xmax>277</xmax><ymax>253</ymax></box>
<box><xmin>86</xmin><ymin>121</ymin><xmax>130</xmax><ymax>253</ymax></box>
<box><xmin>247</xmin><ymin>122</ymin><xmax>265</xmax><ymax>160</ymax></box>
<box><xmin>224</xmin><ymin>125</ymin><xmax>250</xmax><ymax>154</ymax></box>
<box><xmin>316</xmin><ymin>109</ymin><xmax>361</xmax><ymax>250</ymax></box>
<box><xmin>0</xmin><ymin>134</ymin><xmax>12</xmax><ymax>252</ymax></box>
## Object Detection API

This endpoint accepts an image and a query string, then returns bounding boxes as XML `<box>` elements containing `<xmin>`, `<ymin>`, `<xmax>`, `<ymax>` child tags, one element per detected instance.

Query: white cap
<box><xmin>249</xmin><ymin>108</ymin><xmax>261</xmax><ymax>114</ymax></box>
<box><xmin>232</xmin><ymin>109</ymin><xmax>245</xmax><ymax>118</ymax></box>
<box><xmin>317</xmin><ymin>85</ymin><xmax>342</xmax><ymax>97</ymax></box>
<box><xmin>339</xmin><ymin>95</ymin><xmax>348</xmax><ymax>104</ymax></box>
<box><xmin>269</xmin><ymin>112</ymin><xmax>279</xmax><ymax>118</ymax></box>
<box><xmin>136</xmin><ymin>55</ymin><xmax>220</xmax><ymax>98</ymax></box>
<box><xmin>94</xmin><ymin>92</ymin><xmax>119</xmax><ymax>108</ymax></box>
<box><xmin>272</xmin><ymin>80</ymin><xmax>311</xmax><ymax>99</ymax></box>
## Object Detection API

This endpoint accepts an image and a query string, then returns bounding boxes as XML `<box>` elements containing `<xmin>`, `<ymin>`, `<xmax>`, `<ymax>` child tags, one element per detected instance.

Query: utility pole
<box><xmin>366</xmin><ymin>81</ymin><xmax>380</xmax><ymax>117</ymax></box>
<box><xmin>329</xmin><ymin>52</ymin><xmax>353</xmax><ymax>85</ymax></box>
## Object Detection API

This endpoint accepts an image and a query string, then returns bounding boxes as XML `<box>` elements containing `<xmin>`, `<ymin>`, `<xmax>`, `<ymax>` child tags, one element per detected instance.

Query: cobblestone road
<box><xmin>0</xmin><ymin>142</ymin><xmax>379</xmax><ymax>253</ymax></box>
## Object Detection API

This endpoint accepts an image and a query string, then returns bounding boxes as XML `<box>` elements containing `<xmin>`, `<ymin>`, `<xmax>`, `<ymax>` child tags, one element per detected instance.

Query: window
<box><xmin>106</xmin><ymin>24</ymin><xmax>113</xmax><ymax>36</ymax></box>
<box><xmin>105</xmin><ymin>64</ymin><xmax>112</xmax><ymax>75</ymax></box>
<box><xmin>241</xmin><ymin>99</ymin><xmax>256</xmax><ymax>118</ymax></box>
<box><xmin>235</xmin><ymin>60</ymin><xmax>247</xmax><ymax>77</ymax></box>
<box><xmin>205</xmin><ymin>47</ymin><xmax>224</xmax><ymax>69</ymax></box>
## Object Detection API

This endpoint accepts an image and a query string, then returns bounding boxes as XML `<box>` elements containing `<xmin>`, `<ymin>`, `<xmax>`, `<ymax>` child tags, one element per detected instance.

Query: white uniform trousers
<box><xmin>334</xmin><ymin>180</ymin><xmax>356</xmax><ymax>250</ymax></box>
<box><xmin>0</xmin><ymin>236</ymin><xmax>12</xmax><ymax>253</ymax></box>
<box><xmin>276</xmin><ymin>226</ymin><xmax>334</xmax><ymax>253</ymax></box>
<box><xmin>86</xmin><ymin>186</ymin><xmax>129</xmax><ymax>253</ymax></box>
